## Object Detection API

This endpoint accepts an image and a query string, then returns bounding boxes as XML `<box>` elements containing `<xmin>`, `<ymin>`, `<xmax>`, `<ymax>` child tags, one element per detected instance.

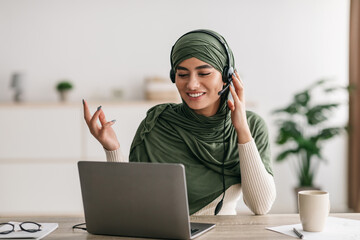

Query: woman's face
<box><xmin>175</xmin><ymin>57</ymin><xmax>224</xmax><ymax>117</ymax></box>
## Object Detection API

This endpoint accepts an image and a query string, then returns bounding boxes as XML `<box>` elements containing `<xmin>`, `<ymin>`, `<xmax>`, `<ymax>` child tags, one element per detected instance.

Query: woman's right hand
<box><xmin>83</xmin><ymin>99</ymin><xmax>120</xmax><ymax>151</ymax></box>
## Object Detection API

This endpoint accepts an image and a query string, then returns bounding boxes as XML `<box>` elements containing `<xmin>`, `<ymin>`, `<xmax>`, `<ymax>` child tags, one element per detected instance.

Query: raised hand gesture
<box><xmin>83</xmin><ymin>100</ymin><xmax>120</xmax><ymax>151</ymax></box>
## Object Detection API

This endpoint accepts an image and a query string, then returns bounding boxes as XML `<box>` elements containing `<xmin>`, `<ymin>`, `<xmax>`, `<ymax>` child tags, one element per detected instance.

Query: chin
<box><xmin>184</xmin><ymin>101</ymin><xmax>202</xmax><ymax>109</ymax></box>
<box><xmin>188</xmin><ymin>104</ymin><xmax>211</xmax><ymax>115</ymax></box>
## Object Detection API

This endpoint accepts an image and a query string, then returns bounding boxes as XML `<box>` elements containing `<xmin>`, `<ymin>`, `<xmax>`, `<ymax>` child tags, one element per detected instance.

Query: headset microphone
<box><xmin>218</xmin><ymin>77</ymin><xmax>233</xmax><ymax>96</ymax></box>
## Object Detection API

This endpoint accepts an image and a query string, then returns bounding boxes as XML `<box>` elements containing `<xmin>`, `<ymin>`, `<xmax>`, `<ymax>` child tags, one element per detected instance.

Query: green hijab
<box><xmin>129</xmin><ymin>30</ymin><xmax>272</xmax><ymax>214</ymax></box>
<box><xmin>171</xmin><ymin>29</ymin><xmax>235</xmax><ymax>75</ymax></box>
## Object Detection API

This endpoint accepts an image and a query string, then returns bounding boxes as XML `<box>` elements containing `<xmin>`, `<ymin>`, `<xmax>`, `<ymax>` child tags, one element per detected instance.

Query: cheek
<box><xmin>212</xmin><ymin>78</ymin><xmax>225</xmax><ymax>91</ymax></box>
<box><xmin>212</xmin><ymin>73</ymin><xmax>224</xmax><ymax>89</ymax></box>
<box><xmin>175</xmin><ymin>81</ymin><xmax>181</xmax><ymax>90</ymax></box>
<box><xmin>175</xmin><ymin>81</ymin><xmax>185</xmax><ymax>94</ymax></box>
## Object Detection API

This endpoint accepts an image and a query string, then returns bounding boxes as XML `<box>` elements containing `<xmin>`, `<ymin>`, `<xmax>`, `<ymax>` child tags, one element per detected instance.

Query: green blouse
<box><xmin>129</xmin><ymin>102</ymin><xmax>272</xmax><ymax>215</ymax></box>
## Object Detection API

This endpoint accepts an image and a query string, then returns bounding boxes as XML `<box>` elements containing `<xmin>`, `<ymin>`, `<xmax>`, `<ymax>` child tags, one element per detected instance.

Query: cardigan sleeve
<box><xmin>104</xmin><ymin>147</ymin><xmax>128</xmax><ymax>162</ymax></box>
<box><xmin>238</xmin><ymin>140</ymin><xmax>276</xmax><ymax>214</ymax></box>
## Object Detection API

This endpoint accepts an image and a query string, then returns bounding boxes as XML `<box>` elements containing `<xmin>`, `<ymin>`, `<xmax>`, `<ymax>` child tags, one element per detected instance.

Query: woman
<box><xmin>83</xmin><ymin>29</ymin><xmax>276</xmax><ymax>216</ymax></box>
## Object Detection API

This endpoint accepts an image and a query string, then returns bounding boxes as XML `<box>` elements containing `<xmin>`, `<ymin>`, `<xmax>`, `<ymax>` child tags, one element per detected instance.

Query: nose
<box><xmin>186</xmin><ymin>73</ymin><xmax>200</xmax><ymax>90</ymax></box>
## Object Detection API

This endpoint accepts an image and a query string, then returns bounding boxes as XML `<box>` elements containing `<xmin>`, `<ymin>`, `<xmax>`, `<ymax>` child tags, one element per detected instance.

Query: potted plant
<box><xmin>272</xmin><ymin>79</ymin><xmax>347</xmax><ymax>192</ymax></box>
<box><xmin>56</xmin><ymin>80</ymin><xmax>73</xmax><ymax>102</ymax></box>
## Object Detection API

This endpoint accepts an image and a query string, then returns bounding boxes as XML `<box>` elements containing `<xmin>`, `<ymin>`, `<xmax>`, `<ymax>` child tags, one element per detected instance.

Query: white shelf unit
<box><xmin>0</xmin><ymin>101</ymin><xmax>157</xmax><ymax>215</ymax></box>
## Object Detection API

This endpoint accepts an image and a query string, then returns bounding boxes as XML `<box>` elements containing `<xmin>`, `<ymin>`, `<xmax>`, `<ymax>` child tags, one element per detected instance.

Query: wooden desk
<box><xmin>1</xmin><ymin>213</ymin><xmax>359</xmax><ymax>239</ymax></box>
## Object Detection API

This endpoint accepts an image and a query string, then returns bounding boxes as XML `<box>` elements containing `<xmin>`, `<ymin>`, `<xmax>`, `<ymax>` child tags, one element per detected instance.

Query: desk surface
<box><xmin>1</xmin><ymin>213</ymin><xmax>359</xmax><ymax>239</ymax></box>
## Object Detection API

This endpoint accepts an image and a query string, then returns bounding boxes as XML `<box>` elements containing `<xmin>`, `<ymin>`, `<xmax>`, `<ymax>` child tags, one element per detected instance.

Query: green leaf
<box><xmin>284</xmin><ymin>103</ymin><xmax>301</xmax><ymax>114</ymax></box>
<box><xmin>276</xmin><ymin>149</ymin><xmax>299</xmax><ymax>162</ymax></box>
<box><xmin>296</xmin><ymin>137</ymin><xmax>320</xmax><ymax>156</ymax></box>
<box><xmin>324</xmin><ymin>87</ymin><xmax>340</xmax><ymax>93</ymax></box>
<box><xmin>272</xmin><ymin>103</ymin><xmax>301</xmax><ymax>115</ymax></box>
<box><xmin>307</xmin><ymin>79</ymin><xmax>327</xmax><ymax>90</ymax></box>
<box><xmin>312</xmin><ymin>127</ymin><xmax>342</xmax><ymax>141</ymax></box>
<box><xmin>275</xmin><ymin>121</ymin><xmax>302</xmax><ymax>144</ymax></box>
<box><xmin>305</xmin><ymin>104</ymin><xmax>339</xmax><ymax>125</ymax></box>
<box><xmin>272</xmin><ymin>108</ymin><xmax>286</xmax><ymax>114</ymax></box>
<box><xmin>56</xmin><ymin>81</ymin><xmax>73</xmax><ymax>91</ymax></box>
<box><xmin>294</xmin><ymin>91</ymin><xmax>310</xmax><ymax>106</ymax></box>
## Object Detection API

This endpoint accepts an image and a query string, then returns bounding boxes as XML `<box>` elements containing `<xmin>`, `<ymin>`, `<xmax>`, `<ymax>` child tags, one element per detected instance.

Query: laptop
<box><xmin>77</xmin><ymin>161</ymin><xmax>215</xmax><ymax>239</ymax></box>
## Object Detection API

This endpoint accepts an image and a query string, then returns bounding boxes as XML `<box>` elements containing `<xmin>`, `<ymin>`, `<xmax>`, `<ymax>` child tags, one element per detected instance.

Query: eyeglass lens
<box><xmin>0</xmin><ymin>223</ymin><xmax>14</xmax><ymax>234</ymax></box>
<box><xmin>20</xmin><ymin>222</ymin><xmax>42</xmax><ymax>233</ymax></box>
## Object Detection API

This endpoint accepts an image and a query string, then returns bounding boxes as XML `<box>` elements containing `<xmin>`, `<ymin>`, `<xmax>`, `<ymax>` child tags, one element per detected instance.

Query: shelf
<box><xmin>0</xmin><ymin>100</ymin><xmax>181</xmax><ymax>108</ymax></box>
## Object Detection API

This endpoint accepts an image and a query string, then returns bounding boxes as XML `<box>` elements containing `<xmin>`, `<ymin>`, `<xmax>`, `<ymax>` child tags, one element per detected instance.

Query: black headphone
<box><xmin>169</xmin><ymin>30</ymin><xmax>234</xmax><ymax>96</ymax></box>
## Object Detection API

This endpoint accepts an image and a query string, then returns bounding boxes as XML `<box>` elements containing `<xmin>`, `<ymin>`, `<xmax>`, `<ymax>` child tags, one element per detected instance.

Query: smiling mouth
<box><xmin>187</xmin><ymin>92</ymin><xmax>205</xmax><ymax>98</ymax></box>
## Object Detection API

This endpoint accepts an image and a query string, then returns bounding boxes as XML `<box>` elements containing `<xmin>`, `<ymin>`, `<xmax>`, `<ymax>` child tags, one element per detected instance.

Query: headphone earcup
<box><xmin>222</xmin><ymin>66</ymin><xmax>234</xmax><ymax>84</ymax></box>
<box><xmin>227</xmin><ymin>66</ymin><xmax>234</xmax><ymax>81</ymax></box>
<box><xmin>170</xmin><ymin>69</ymin><xmax>175</xmax><ymax>83</ymax></box>
<box><xmin>222</xmin><ymin>66</ymin><xmax>228</xmax><ymax>83</ymax></box>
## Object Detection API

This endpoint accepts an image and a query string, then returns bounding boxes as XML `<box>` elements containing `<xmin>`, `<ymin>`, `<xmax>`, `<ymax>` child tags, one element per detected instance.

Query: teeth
<box><xmin>188</xmin><ymin>93</ymin><xmax>205</xmax><ymax>97</ymax></box>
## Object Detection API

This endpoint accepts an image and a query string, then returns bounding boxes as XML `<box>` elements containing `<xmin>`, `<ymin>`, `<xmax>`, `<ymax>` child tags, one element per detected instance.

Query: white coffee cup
<box><xmin>298</xmin><ymin>190</ymin><xmax>330</xmax><ymax>232</ymax></box>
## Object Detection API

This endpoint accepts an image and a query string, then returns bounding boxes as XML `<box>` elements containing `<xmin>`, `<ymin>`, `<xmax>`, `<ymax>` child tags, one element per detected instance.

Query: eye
<box><xmin>177</xmin><ymin>73</ymin><xmax>189</xmax><ymax>78</ymax></box>
<box><xmin>199</xmin><ymin>72</ymin><xmax>211</xmax><ymax>77</ymax></box>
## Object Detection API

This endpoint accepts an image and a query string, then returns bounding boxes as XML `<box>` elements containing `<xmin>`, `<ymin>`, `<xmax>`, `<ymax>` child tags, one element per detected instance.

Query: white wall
<box><xmin>0</xmin><ymin>0</ymin><xmax>350</xmax><ymax>214</ymax></box>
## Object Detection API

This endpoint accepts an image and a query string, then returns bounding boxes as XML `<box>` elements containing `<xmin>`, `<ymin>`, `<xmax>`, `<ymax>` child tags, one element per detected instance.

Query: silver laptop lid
<box><xmin>78</xmin><ymin>161</ymin><xmax>193</xmax><ymax>239</ymax></box>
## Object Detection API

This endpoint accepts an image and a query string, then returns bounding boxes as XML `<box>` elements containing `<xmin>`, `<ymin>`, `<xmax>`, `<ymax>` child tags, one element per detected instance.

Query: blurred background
<box><xmin>0</xmin><ymin>0</ymin><xmax>357</xmax><ymax>216</ymax></box>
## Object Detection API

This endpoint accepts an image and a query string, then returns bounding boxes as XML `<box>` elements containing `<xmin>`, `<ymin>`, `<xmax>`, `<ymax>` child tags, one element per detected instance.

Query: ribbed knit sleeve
<box><xmin>238</xmin><ymin>139</ymin><xmax>276</xmax><ymax>215</ymax></box>
<box><xmin>104</xmin><ymin>148</ymin><xmax>128</xmax><ymax>162</ymax></box>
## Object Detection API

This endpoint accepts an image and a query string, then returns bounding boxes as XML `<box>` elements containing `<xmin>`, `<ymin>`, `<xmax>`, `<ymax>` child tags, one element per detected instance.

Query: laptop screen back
<box><xmin>78</xmin><ymin>161</ymin><xmax>192</xmax><ymax>239</ymax></box>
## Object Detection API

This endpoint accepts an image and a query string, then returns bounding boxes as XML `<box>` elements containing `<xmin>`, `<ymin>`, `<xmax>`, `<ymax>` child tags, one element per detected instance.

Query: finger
<box><xmin>83</xmin><ymin>99</ymin><xmax>92</xmax><ymax>125</ymax></box>
<box><xmin>89</xmin><ymin>106</ymin><xmax>102</xmax><ymax>135</ymax></box>
<box><xmin>227</xmin><ymin>100</ymin><xmax>235</xmax><ymax>112</ymax></box>
<box><xmin>232</xmin><ymin>73</ymin><xmax>243</xmax><ymax>97</ymax></box>
<box><xmin>229</xmin><ymin>85</ymin><xmax>240</xmax><ymax>103</ymax></box>
<box><xmin>235</xmin><ymin>70</ymin><xmax>244</xmax><ymax>86</ymax></box>
<box><xmin>104</xmin><ymin>119</ymin><xmax>116</xmax><ymax>128</ymax></box>
<box><xmin>99</xmin><ymin>110</ymin><xmax>107</xmax><ymax>126</ymax></box>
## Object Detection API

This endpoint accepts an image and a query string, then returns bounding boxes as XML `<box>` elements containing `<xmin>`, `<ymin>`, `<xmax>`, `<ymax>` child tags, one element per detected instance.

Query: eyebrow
<box><xmin>176</xmin><ymin>64</ymin><xmax>214</xmax><ymax>71</ymax></box>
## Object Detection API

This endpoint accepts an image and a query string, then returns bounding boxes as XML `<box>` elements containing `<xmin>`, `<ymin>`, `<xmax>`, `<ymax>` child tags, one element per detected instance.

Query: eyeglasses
<box><xmin>0</xmin><ymin>221</ymin><xmax>42</xmax><ymax>235</ymax></box>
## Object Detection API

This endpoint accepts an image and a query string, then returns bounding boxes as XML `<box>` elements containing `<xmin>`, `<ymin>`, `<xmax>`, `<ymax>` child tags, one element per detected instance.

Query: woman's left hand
<box><xmin>227</xmin><ymin>70</ymin><xmax>252</xmax><ymax>144</ymax></box>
